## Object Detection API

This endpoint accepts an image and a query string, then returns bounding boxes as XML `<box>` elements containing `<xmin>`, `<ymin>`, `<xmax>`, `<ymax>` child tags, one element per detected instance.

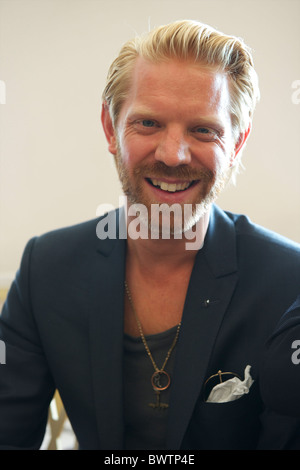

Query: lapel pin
<box><xmin>201</xmin><ymin>299</ymin><xmax>220</xmax><ymax>308</ymax></box>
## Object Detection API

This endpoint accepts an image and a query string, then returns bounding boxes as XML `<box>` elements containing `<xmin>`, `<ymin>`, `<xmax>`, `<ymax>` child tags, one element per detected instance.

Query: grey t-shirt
<box><xmin>123</xmin><ymin>325</ymin><xmax>179</xmax><ymax>450</ymax></box>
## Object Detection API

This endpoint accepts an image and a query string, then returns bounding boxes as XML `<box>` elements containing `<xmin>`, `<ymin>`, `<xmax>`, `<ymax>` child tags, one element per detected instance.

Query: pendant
<box><xmin>149</xmin><ymin>390</ymin><xmax>169</xmax><ymax>410</ymax></box>
<box><xmin>151</xmin><ymin>370</ymin><xmax>171</xmax><ymax>391</ymax></box>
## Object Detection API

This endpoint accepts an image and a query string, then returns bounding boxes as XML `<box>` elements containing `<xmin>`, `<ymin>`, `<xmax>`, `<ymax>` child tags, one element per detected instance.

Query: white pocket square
<box><xmin>206</xmin><ymin>365</ymin><xmax>254</xmax><ymax>403</ymax></box>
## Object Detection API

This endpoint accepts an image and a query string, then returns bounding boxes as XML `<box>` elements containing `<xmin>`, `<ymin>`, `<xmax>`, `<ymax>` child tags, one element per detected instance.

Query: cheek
<box><xmin>194</xmin><ymin>144</ymin><xmax>230</xmax><ymax>176</ymax></box>
<box><xmin>116</xmin><ymin>136</ymin><xmax>133</xmax><ymax>170</ymax></box>
<box><xmin>119</xmin><ymin>133</ymin><xmax>155</xmax><ymax>168</ymax></box>
<box><xmin>215</xmin><ymin>149</ymin><xmax>232</xmax><ymax>174</ymax></box>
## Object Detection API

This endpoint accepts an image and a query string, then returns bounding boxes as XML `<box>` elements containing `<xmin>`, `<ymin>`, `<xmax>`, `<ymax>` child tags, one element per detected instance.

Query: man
<box><xmin>1</xmin><ymin>20</ymin><xmax>300</xmax><ymax>450</ymax></box>
<box><xmin>260</xmin><ymin>295</ymin><xmax>300</xmax><ymax>418</ymax></box>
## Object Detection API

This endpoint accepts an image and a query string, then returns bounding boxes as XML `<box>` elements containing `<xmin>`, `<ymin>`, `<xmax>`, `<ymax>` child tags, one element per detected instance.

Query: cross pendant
<box><xmin>149</xmin><ymin>390</ymin><xmax>169</xmax><ymax>410</ymax></box>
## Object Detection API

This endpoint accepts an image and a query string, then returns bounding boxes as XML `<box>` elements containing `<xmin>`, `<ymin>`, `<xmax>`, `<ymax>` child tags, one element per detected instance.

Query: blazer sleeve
<box><xmin>260</xmin><ymin>295</ymin><xmax>300</xmax><ymax>417</ymax></box>
<box><xmin>0</xmin><ymin>238</ymin><xmax>55</xmax><ymax>449</ymax></box>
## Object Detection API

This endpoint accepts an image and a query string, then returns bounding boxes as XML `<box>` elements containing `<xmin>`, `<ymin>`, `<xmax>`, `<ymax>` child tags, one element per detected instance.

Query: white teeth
<box><xmin>150</xmin><ymin>179</ymin><xmax>192</xmax><ymax>192</ymax></box>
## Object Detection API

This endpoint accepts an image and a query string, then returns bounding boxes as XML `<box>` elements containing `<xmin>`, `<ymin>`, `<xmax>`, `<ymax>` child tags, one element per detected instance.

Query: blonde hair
<box><xmin>103</xmin><ymin>19</ymin><xmax>260</xmax><ymax>155</ymax></box>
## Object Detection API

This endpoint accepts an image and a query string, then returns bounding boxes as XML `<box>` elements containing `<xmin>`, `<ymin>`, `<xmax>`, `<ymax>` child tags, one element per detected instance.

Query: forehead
<box><xmin>121</xmin><ymin>57</ymin><xmax>231</xmax><ymax>119</ymax></box>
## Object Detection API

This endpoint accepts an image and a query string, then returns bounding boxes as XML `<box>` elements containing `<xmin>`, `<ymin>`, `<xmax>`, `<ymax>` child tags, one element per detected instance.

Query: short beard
<box><xmin>114</xmin><ymin>153</ymin><xmax>231</xmax><ymax>237</ymax></box>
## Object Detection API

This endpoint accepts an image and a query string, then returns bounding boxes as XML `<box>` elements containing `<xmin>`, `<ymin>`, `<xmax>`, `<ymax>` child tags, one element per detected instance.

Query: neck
<box><xmin>125</xmin><ymin>208</ymin><xmax>210</xmax><ymax>273</ymax></box>
<box><xmin>123</xmin><ymin>207</ymin><xmax>210</xmax><ymax>337</ymax></box>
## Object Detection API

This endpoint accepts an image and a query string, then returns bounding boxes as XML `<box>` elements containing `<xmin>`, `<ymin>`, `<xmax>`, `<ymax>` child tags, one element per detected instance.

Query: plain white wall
<box><xmin>0</xmin><ymin>0</ymin><xmax>300</xmax><ymax>285</ymax></box>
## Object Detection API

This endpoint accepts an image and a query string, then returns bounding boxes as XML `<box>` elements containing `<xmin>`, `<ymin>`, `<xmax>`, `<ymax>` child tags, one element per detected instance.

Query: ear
<box><xmin>230</xmin><ymin>124</ymin><xmax>251</xmax><ymax>166</ymax></box>
<box><xmin>101</xmin><ymin>102</ymin><xmax>118</xmax><ymax>155</ymax></box>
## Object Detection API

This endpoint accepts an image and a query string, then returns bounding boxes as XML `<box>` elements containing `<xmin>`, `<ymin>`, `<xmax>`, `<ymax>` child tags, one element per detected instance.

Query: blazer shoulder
<box><xmin>225</xmin><ymin>210</ymin><xmax>300</xmax><ymax>255</ymax></box>
<box><xmin>25</xmin><ymin>209</ymin><xmax>124</xmax><ymax>275</ymax></box>
<box><xmin>33</xmin><ymin>207</ymin><xmax>123</xmax><ymax>252</ymax></box>
<box><xmin>30</xmin><ymin>217</ymin><xmax>100</xmax><ymax>257</ymax></box>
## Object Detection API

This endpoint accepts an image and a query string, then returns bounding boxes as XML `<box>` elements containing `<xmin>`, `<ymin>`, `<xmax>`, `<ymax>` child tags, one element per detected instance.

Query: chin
<box><xmin>135</xmin><ymin>198</ymin><xmax>211</xmax><ymax>240</ymax></box>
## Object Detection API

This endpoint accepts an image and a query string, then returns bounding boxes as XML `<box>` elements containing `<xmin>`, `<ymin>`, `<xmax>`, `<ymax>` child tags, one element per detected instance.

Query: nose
<box><xmin>155</xmin><ymin>127</ymin><xmax>192</xmax><ymax>167</ymax></box>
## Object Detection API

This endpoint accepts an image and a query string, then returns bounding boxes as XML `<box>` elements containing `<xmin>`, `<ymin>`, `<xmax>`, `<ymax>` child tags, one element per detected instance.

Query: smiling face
<box><xmin>102</xmin><ymin>58</ymin><xmax>244</xmax><ymax>234</ymax></box>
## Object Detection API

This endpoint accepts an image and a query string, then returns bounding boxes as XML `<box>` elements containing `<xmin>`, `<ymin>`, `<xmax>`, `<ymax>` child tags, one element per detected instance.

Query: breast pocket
<box><xmin>183</xmin><ymin>381</ymin><xmax>262</xmax><ymax>450</ymax></box>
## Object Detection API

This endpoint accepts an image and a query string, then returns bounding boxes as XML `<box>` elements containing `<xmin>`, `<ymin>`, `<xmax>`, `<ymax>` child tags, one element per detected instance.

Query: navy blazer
<box><xmin>260</xmin><ymin>295</ymin><xmax>300</xmax><ymax>418</ymax></box>
<box><xmin>1</xmin><ymin>205</ymin><xmax>300</xmax><ymax>450</ymax></box>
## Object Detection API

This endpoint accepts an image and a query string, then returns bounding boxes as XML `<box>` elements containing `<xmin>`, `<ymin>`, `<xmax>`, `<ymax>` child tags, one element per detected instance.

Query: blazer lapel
<box><xmin>87</xmin><ymin>205</ymin><xmax>238</xmax><ymax>449</ymax></box>
<box><xmin>88</xmin><ymin>209</ymin><xmax>126</xmax><ymax>449</ymax></box>
<box><xmin>166</xmin><ymin>205</ymin><xmax>238</xmax><ymax>449</ymax></box>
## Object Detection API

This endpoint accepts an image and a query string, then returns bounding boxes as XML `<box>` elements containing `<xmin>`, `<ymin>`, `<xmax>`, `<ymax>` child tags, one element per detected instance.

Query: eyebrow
<box><xmin>126</xmin><ymin>107</ymin><xmax>156</xmax><ymax>120</ymax></box>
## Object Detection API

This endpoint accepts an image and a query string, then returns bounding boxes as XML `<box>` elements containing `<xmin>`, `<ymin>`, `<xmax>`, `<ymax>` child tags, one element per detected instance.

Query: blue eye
<box><xmin>196</xmin><ymin>127</ymin><xmax>210</xmax><ymax>134</ymax></box>
<box><xmin>192</xmin><ymin>126</ymin><xmax>219</xmax><ymax>141</ymax></box>
<box><xmin>142</xmin><ymin>120</ymin><xmax>155</xmax><ymax>127</ymax></box>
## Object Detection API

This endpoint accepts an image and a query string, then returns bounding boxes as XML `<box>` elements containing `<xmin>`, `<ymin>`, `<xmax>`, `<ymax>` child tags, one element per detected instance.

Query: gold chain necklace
<box><xmin>124</xmin><ymin>280</ymin><xmax>181</xmax><ymax>409</ymax></box>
